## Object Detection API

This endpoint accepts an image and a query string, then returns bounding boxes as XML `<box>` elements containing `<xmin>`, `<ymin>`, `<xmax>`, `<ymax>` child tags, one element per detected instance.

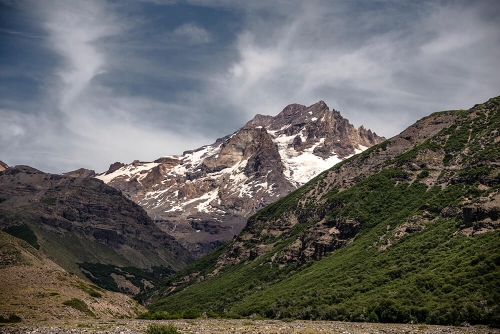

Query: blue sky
<box><xmin>1</xmin><ymin>0</ymin><xmax>499</xmax><ymax>173</ymax></box>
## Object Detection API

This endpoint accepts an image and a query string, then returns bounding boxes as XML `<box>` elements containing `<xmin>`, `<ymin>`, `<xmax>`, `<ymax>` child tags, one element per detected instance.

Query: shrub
<box><xmin>182</xmin><ymin>309</ymin><xmax>200</xmax><ymax>319</ymax></box>
<box><xmin>144</xmin><ymin>324</ymin><xmax>180</xmax><ymax>334</ymax></box>
<box><xmin>417</xmin><ymin>170</ymin><xmax>430</xmax><ymax>179</ymax></box>
<box><xmin>0</xmin><ymin>314</ymin><xmax>22</xmax><ymax>323</ymax></box>
<box><xmin>62</xmin><ymin>298</ymin><xmax>95</xmax><ymax>317</ymax></box>
<box><xmin>137</xmin><ymin>311</ymin><xmax>181</xmax><ymax>320</ymax></box>
<box><xmin>3</xmin><ymin>224</ymin><xmax>40</xmax><ymax>249</ymax></box>
<box><xmin>40</xmin><ymin>197</ymin><xmax>57</xmax><ymax>205</ymax></box>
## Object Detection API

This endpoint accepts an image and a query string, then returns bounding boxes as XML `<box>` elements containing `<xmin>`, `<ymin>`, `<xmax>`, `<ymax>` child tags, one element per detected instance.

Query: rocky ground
<box><xmin>1</xmin><ymin>319</ymin><xmax>499</xmax><ymax>334</ymax></box>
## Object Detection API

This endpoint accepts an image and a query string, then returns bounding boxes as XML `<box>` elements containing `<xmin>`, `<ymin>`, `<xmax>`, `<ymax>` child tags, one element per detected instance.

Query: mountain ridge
<box><xmin>140</xmin><ymin>96</ymin><xmax>500</xmax><ymax>327</ymax></box>
<box><xmin>0</xmin><ymin>165</ymin><xmax>193</xmax><ymax>295</ymax></box>
<box><xmin>96</xmin><ymin>101</ymin><xmax>385</xmax><ymax>257</ymax></box>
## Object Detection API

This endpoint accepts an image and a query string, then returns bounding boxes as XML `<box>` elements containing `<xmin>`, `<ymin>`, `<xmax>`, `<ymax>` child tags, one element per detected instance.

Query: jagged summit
<box><xmin>63</xmin><ymin>167</ymin><xmax>96</xmax><ymax>178</ymax></box>
<box><xmin>95</xmin><ymin>101</ymin><xmax>385</xmax><ymax>256</ymax></box>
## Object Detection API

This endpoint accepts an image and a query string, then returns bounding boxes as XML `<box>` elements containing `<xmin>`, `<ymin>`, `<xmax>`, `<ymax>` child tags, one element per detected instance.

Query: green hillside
<box><xmin>141</xmin><ymin>96</ymin><xmax>500</xmax><ymax>327</ymax></box>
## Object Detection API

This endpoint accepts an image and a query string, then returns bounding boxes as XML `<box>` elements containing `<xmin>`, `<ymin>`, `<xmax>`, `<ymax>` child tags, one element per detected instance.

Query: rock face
<box><xmin>0</xmin><ymin>161</ymin><xmax>8</xmax><ymax>172</ymax></box>
<box><xmin>208</xmin><ymin>97</ymin><xmax>500</xmax><ymax>270</ymax></box>
<box><xmin>96</xmin><ymin>101</ymin><xmax>385</xmax><ymax>257</ymax></box>
<box><xmin>0</xmin><ymin>166</ymin><xmax>193</xmax><ymax>293</ymax></box>
<box><xmin>62</xmin><ymin>168</ymin><xmax>96</xmax><ymax>178</ymax></box>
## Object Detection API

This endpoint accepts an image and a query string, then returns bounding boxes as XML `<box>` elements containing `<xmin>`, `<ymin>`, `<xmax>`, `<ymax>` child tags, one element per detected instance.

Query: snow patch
<box><xmin>96</xmin><ymin>162</ymin><xmax>159</xmax><ymax>184</ymax></box>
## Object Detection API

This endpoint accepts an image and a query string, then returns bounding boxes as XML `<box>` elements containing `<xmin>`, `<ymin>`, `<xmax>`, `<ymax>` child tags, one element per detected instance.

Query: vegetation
<box><xmin>144</xmin><ymin>324</ymin><xmax>180</xmax><ymax>334</ymax></box>
<box><xmin>78</xmin><ymin>262</ymin><xmax>175</xmax><ymax>294</ymax></box>
<box><xmin>141</xmin><ymin>97</ymin><xmax>500</xmax><ymax>327</ymax></box>
<box><xmin>148</xmin><ymin>170</ymin><xmax>499</xmax><ymax>326</ymax></box>
<box><xmin>40</xmin><ymin>197</ymin><xmax>57</xmax><ymax>206</ymax></box>
<box><xmin>73</xmin><ymin>283</ymin><xmax>102</xmax><ymax>298</ymax></box>
<box><xmin>3</xmin><ymin>224</ymin><xmax>40</xmax><ymax>249</ymax></box>
<box><xmin>62</xmin><ymin>298</ymin><xmax>95</xmax><ymax>317</ymax></box>
<box><xmin>0</xmin><ymin>314</ymin><xmax>22</xmax><ymax>323</ymax></box>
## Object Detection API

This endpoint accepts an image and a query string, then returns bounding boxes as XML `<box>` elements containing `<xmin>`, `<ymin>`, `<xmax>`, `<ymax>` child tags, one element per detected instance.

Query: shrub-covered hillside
<box><xmin>140</xmin><ymin>96</ymin><xmax>500</xmax><ymax>327</ymax></box>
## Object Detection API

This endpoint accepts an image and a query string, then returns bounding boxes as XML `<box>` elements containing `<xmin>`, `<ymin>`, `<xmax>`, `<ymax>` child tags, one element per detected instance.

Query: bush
<box><xmin>417</xmin><ymin>170</ymin><xmax>430</xmax><ymax>179</ymax></box>
<box><xmin>40</xmin><ymin>197</ymin><xmax>57</xmax><ymax>205</ymax></box>
<box><xmin>226</xmin><ymin>312</ymin><xmax>242</xmax><ymax>319</ymax></box>
<box><xmin>182</xmin><ymin>309</ymin><xmax>200</xmax><ymax>319</ymax></box>
<box><xmin>137</xmin><ymin>311</ymin><xmax>181</xmax><ymax>320</ymax></box>
<box><xmin>3</xmin><ymin>224</ymin><xmax>40</xmax><ymax>249</ymax></box>
<box><xmin>0</xmin><ymin>314</ymin><xmax>22</xmax><ymax>323</ymax></box>
<box><xmin>144</xmin><ymin>324</ymin><xmax>180</xmax><ymax>334</ymax></box>
<box><xmin>62</xmin><ymin>298</ymin><xmax>95</xmax><ymax>317</ymax></box>
<box><xmin>205</xmin><ymin>311</ymin><xmax>220</xmax><ymax>318</ymax></box>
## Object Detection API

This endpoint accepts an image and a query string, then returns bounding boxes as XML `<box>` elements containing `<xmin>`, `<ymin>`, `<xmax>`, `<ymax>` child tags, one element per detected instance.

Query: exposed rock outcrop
<box><xmin>62</xmin><ymin>168</ymin><xmax>96</xmax><ymax>178</ymax></box>
<box><xmin>0</xmin><ymin>161</ymin><xmax>8</xmax><ymax>172</ymax></box>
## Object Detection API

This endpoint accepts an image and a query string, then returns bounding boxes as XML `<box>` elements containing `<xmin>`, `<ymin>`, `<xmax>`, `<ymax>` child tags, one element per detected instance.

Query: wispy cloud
<box><xmin>173</xmin><ymin>23</ymin><xmax>212</xmax><ymax>45</ymax></box>
<box><xmin>39</xmin><ymin>0</ymin><xmax>122</xmax><ymax>110</ymax></box>
<box><xmin>0</xmin><ymin>28</ymin><xmax>42</xmax><ymax>38</ymax></box>
<box><xmin>1</xmin><ymin>0</ymin><xmax>212</xmax><ymax>173</ymax></box>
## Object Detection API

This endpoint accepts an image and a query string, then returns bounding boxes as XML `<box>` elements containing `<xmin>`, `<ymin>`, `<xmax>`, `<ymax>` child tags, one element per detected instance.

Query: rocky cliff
<box><xmin>96</xmin><ymin>101</ymin><xmax>384</xmax><ymax>256</ymax></box>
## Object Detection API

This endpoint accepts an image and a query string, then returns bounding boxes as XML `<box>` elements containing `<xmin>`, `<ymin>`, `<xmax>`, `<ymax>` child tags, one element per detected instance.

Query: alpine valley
<box><xmin>1</xmin><ymin>97</ymin><xmax>499</xmax><ymax>328</ymax></box>
<box><xmin>139</xmin><ymin>96</ymin><xmax>500</xmax><ymax>327</ymax></box>
<box><xmin>95</xmin><ymin>101</ymin><xmax>384</xmax><ymax>257</ymax></box>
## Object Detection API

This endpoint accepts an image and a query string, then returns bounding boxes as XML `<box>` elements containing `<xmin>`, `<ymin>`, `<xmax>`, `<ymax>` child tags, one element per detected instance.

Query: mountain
<box><xmin>0</xmin><ymin>165</ymin><xmax>193</xmax><ymax>295</ymax></box>
<box><xmin>140</xmin><ymin>96</ymin><xmax>500</xmax><ymax>327</ymax></box>
<box><xmin>0</xmin><ymin>230</ymin><xmax>145</xmax><ymax>321</ymax></box>
<box><xmin>96</xmin><ymin>101</ymin><xmax>385</xmax><ymax>257</ymax></box>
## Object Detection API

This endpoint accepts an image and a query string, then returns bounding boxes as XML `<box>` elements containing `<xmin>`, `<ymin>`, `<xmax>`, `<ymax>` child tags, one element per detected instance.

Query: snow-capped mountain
<box><xmin>96</xmin><ymin>101</ymin><xmax>385</xmax><ymax>256</ymax></box>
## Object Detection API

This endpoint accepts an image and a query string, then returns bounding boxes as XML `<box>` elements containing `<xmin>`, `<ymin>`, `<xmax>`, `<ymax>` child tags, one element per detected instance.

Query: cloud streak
<box><xmin>40</xmin><ymin>0</ymin><xmax>122</xmax><ymax>110</ymax></box>
<box><xmin>173</xmin><ymin>23</ymin><xmax>212</xmax><ymax>45</ymax></box>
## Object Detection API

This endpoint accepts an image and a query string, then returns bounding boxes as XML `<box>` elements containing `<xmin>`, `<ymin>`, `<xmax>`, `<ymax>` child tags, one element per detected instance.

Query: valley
<box><xmin>1</xmin><ymin>96</ymin><xmax>499</xmax><ymax>329</ymax></box>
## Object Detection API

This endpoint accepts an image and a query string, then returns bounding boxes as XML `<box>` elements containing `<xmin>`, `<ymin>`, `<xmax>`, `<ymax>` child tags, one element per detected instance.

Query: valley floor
<box><xmin>1</xmin><ymin>319</ymin><xmax>499</xmax><ymax>334</ymax></box>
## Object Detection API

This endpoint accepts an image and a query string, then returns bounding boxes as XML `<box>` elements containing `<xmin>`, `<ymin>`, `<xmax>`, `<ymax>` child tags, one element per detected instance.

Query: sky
<box><xmin>1</xmin><ymin>0</ymin><xmax>499</xmax><ymax>174</ymax></box>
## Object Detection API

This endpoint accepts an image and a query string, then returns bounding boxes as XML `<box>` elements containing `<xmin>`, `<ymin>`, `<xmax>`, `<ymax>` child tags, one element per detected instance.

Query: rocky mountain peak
<box><xmin>63</xmin><ymin>168</ymin><xmax>96</xmax><ymax>178</ymax></box>
<box><xmin>95</xmin><ymin>101</ymin><xmax>385</xmax><ymax>257</ymax></box>
<box><xmin>105</xmin><ymin>162</ymin><xmax>126</xmax><ymax>175</ymax></box>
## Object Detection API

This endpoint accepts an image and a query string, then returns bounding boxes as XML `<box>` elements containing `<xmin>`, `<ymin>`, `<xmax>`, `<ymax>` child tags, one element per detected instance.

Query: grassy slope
<box><xmin>145</xmin><ymin>97</ymin><xmax>500</xmax><ymax>326</ymax></box>
<box><xmin>0</xmin><ymin>231</ymin><xmax>146</xmax><ymax>322</ymax></box>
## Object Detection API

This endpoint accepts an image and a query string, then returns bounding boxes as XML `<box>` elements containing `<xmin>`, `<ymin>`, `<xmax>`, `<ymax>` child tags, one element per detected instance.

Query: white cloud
<box><xmin>41</xmin><ymin>0</ymin><xmax>122</xmax><ymax>110</ymax></box>
<box><xmin>209</xmin><ymin>1</ymin><xmax>500</xmax><ymax>138</ymax></box>
<box><xmin>173</xmin><ymin>23</ymin><xmax>212</xmax><ymax>45</ymax></box>
<box><xmin>2</xmin><ymin>0</ymin><xmax>499</xmax><ymax>174</ymax></box>
<box><xmin>0</xmin><ymin>0</ymin><xmax>212</xmax><ymax>173</ymax></box>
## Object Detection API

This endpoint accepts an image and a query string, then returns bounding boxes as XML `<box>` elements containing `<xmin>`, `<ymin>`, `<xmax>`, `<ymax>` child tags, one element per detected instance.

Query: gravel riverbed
<box><xmin>1</xmin><ymin>319</ymin><xmax>499</xmax><ymax>334</ymax></box>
